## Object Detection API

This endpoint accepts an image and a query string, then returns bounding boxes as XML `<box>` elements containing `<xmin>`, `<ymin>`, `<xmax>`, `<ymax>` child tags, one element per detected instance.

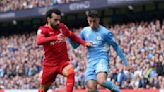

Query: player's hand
<box><xmin>57</xmin><ymin>33</ymin><xmax>65</xmax><ymax>41</ymax></box>
<box><xmin>85</xmin><ymin>42</ymin><xmax>93</xmax><ymax>47</ymax></box>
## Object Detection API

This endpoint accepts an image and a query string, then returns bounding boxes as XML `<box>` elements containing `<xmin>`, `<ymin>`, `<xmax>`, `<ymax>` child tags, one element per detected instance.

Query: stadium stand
<box><xmin>0</xmin><ymin>20</ymin><xmax>164</xmax><ymax>90</ymax></box>
<box><xmin>0</xmin><ymin>0</ymin><xmax>81</xmax><ymax>12</ymax></box>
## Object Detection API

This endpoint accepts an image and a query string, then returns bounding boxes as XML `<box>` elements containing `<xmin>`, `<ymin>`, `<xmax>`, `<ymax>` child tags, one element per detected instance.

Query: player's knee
<box><xmin>87</xmin><ymin>82</ymin><xmax>97</xmax><ymax>92</ymax></box>
<box><xmin>67</xmin><ymin>68</ymin><xmax>75</xmax><ymax>78</ymax></box>
<box><xmin>97</xmin><ymin>73</ymin><xmax>107</xmax><ymax>85</ymax></box>
<box><xmin>97</xmin><ymin>79</ymin><xmax>106</xmax><ymax>85</ymax></box>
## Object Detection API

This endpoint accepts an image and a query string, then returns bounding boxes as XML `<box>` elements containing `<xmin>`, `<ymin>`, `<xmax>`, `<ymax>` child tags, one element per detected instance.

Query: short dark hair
<box><xmin>46</xmin><ymin>8</ymin><xmax>61</xmax><ymax>18</ymax></box>
<box><xmin>86</xmin><ymin>10</ymin><xmax>99</xmax><ymax>18</ymax></box>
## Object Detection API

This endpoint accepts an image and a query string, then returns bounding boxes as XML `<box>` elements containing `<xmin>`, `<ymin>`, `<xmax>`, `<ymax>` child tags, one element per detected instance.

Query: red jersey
<box><xmin>37</xmin><ymin>23</ymin><xmax>85</xmax><ymax>66</ymax></box>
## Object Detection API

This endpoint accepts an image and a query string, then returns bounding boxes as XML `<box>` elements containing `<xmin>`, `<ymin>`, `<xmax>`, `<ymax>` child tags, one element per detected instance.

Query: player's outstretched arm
<box><xmin>106</xmin><ymin>32</ymin><xmax>129</xmax><ymax>66</ymax></box>
<box><xmin>67</xmin><ymin>38</ymin><xmax>80</xmax><ymax>49</ymax></box>
<box><xmin>36</xmin><ymin>29</ymin><xmax>58</xmax><ymax>45</ymax></box>
<box><xmin>68</xmin><ymin>33</ymin><xmax>92</xmax><ymax>47</ymax></box>
<box><xmin>61</xmin><ymin>23</ymin><xmax>92</xmax><ymax>48</ymax></box>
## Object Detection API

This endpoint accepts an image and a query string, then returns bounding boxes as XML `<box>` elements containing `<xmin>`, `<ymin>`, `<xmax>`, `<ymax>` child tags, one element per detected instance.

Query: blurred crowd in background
<box><xmin>0</xmin><ymin>19</ymin><xmax>164</xmax><ymax>90</ymax></box>
<box><xmin>0</xmin><ymin>0</ymin><xmax>80</xmax><ymax>12</ymax></box>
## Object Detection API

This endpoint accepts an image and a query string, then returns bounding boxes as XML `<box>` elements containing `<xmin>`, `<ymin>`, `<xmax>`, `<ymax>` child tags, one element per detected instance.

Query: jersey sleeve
<box><xmin>68</xmin><ymin>30</ymin><xmax>85</xmax><ymax>49</ymax></box>
<box><xmin>36</xmin><ymin>27</ymin><xmax>57</xmax><ymax>45</ymax></box>
<box><xmin>60</xmin><ymin>23</ymin><xmax>86</xmax><ymax>46</ymax></box>
<box><xmin>106</xmin><ymin>32</ymin><xmax>129</xmax><ymax>66</ymax></box>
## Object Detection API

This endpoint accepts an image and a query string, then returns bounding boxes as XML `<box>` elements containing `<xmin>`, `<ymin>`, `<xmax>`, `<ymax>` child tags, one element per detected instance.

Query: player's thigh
<box><xmin>41</xmin><ymin>66</ymin><xmax>57</xmax><ymax>86</ymax></box>
<box><xmin>96</xmin><ymin>59</ymin><xmax>109</xmax><ymax>74</ymax></box>
<box><xmin>95</xmin><ymin>59</ymin><xmax>109</xmax><ymax>84</ymax></box>
<box><xmin>85</xmin><ymin>66</ymin><xmax>97</xmax><ymax>81</ymax></box>
<box><xmin>87</xmin><ymin>80</ymin><xmax>97</xmax><ymax>92</ymax></box>
<box><xmin>97</xmin><ymin>72</ymin><xmax>107</xmax><ymax>84</ymax></box>
<box><xmin>61</xmin><ymin>63</ymin><xmax>74</xmax><ymax>76</ymax></box>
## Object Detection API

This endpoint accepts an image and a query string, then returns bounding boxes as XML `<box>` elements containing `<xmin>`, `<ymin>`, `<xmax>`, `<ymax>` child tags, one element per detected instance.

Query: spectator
<box><xmin>0</xmin><ymin>0</ymin><xmax>82</xmax><ymax>12</ymax></box>
<box><xmin>0</xmin><ymin>19</ymin><xmax>163</xmax><ymax>89</ymax></box>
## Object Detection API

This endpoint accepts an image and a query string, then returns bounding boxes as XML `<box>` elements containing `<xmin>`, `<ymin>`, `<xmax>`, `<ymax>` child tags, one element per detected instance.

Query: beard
<box><xmin>51</xmin><ymin>24</ymin><xmax>59</xmax><ymax>29</ymax></box>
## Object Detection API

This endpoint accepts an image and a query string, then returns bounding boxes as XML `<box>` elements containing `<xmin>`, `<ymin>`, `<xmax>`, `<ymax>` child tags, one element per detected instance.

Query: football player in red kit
<box><xmin>37</xmin><ymin>9</ymin><xmax>92</xmax><ymax>92</ymax></box>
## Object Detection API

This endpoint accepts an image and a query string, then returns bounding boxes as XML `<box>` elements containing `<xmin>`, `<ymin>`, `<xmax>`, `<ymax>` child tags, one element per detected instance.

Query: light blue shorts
<box><xmin>85</xmin><ymin>59</ymin><xmax>109</xmax><ymax>81</ymax></box>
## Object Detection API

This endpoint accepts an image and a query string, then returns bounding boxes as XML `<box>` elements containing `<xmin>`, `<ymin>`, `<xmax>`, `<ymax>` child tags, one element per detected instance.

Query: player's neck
<box><xmin>45</xmin><ymin>24</ymin><xmax>52</xmax><ymax>28</ymax></box>
<box><xmin>91</xmin><ymin>25</ymin><xmax>100</xmax><ymax>31</ymax></box>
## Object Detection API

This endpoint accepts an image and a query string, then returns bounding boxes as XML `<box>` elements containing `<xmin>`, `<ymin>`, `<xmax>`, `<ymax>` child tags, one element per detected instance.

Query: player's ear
<box><xmin>47</xmin><ymin>17</ymin><xmax>50</xmax><ymax>23</ymax></box>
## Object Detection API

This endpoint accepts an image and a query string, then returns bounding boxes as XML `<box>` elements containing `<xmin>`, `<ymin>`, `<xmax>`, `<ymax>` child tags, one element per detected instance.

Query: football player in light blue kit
<box><xmin>69</xmin><ymin>10</ymin><xmax>129</xmax><ymax>92</ymax></box>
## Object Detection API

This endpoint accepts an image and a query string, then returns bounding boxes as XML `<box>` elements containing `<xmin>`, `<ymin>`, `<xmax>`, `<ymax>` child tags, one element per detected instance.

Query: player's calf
<box><xmin>87</xmin><ymin>85</ymin><xmax>98</xmax><ymax>92</ymax></box>
<box><xmin>66</xmin><ymin>68</ymin><xmax>75</xmax><ymax>92</ymax></box>
<box><xmin>87</xmin><ymin>80</ymin><xmax>98</xmax><ymax>92</ymax></box>
<box><xmin>38</xmin><ymin>88</ymin><xmax>44</xmax><ymax>92</ymax></box>
<box><xmin>38</xmin><ymin>84</ymin><xmax>50</xmax><ymax>92</ymax></box>
<box><xmin>97</xmin><ymin>73</ymin><xmax>120</xmax><ymax>92</ymax></box>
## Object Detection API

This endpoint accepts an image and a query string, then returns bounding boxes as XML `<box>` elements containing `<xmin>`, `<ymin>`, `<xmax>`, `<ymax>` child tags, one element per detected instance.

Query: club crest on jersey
<box><xmin>50</xmin><ymin>42</ymin><xmax>55</xmax><ymax>45</ymax></box>
<box><xmin>85</xmin><ymin>33</ymin><xmax>89</xmax><ymax>38</ymax></box>
<box><xmin>97</xmin><ymin>35</ymin><xmax>102</xmax><ymax>40</ymax></box>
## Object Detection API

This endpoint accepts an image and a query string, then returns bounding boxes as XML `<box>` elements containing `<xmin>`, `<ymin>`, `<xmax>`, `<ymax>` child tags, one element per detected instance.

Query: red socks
<box><xmin>66</xmin><ymin>68</ymin><xmax>75</xmax><ymax>92</ymax></box>
<box><xmin>38</xmin><ymin>88</ymin><xmax>44</xmax><ymax>92</ymax></box>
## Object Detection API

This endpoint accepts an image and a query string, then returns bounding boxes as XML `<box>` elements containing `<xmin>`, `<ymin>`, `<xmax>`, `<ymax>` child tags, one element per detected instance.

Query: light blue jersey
<box><xmin>68</xmin><ymin>25</ymin><xmax>128</xmax><ymax>81</ymax></box>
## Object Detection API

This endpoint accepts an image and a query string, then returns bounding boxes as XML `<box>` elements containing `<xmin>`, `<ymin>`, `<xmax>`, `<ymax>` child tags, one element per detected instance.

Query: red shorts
<box><xmin>41</xmin><ymin>61</ymin><xmax>70</xmax><ymax>85</ymax></box>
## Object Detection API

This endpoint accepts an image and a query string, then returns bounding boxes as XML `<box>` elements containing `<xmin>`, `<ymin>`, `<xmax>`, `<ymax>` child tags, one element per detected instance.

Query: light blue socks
<box><xmin>101</xmin><ymin>81</ymin><xmax>120</xmax><ymax>92</ymax></box>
